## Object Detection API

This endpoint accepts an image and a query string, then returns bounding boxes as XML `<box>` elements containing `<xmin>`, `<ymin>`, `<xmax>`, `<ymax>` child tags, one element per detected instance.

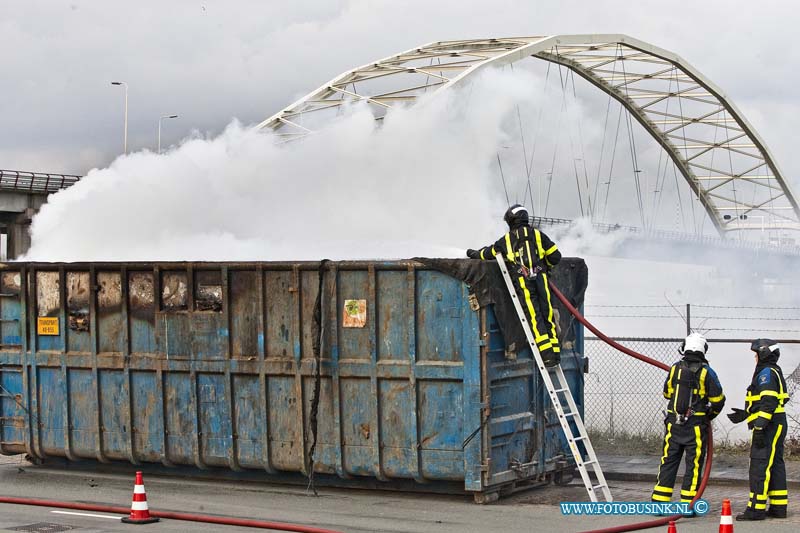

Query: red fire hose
<box><xmin>549</xmin><ymin>282</ymin><xmax>714</xmax><ymax>533</ymax></box>
<box><xmin>0</xmin><ymin>496</ymin><xmax>343</xmax><ymax>533</ymax></box>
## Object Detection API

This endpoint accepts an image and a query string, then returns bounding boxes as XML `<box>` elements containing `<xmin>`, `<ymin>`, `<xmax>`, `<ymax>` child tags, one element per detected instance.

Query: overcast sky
<box><xmin>2</xmin><ymin>0</ymin><xmax>798</xmax><ymax>180</ymax></box>
<box><xmin>0</xmin><ymin>0</ymin><xmax>800</xmax><ymax>178</ymax></box>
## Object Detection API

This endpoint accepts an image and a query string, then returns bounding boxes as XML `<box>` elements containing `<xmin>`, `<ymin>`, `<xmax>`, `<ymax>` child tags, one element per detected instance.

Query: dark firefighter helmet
<box><xmin>751</xmin><ymin>338</ymin><xmax>780</xmax><ymax>362</ymax></box>
<box><xmin>503</xmin><ymin>204</ymin><xmax>529</xmax><ymax>228</ymax></box>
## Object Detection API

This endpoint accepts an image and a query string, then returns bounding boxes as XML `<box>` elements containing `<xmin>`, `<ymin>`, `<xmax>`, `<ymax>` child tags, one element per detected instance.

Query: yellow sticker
<box><xmin>37</xmin><ymin>317</ymin><xmax>60</xmax><ymax>336</ymax></box>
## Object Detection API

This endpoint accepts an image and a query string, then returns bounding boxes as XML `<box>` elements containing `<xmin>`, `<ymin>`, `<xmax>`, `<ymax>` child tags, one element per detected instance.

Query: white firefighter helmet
<box><xmin>679</xmin><ymin>332</ymin><xmax>708</xmax><ymax>355</ymax></box>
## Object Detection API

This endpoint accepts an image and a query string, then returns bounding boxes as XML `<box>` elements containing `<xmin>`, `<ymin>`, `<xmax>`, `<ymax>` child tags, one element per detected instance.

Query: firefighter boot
<box><xmin>766</xmin><ymin>506</ymin><xmax>787</xmax><ymax>519</ymax></box>
<box><xmin>736</xmin><ymin>508</ymin><xmax>766</xmax><ymax>521</ymax></box>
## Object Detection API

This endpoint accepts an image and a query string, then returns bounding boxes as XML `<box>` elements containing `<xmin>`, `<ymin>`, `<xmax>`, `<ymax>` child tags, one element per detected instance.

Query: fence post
<box><xmin>686</xmin><ymin>304</ymin><xmax>691</xmax><ymax>335</ymax></box>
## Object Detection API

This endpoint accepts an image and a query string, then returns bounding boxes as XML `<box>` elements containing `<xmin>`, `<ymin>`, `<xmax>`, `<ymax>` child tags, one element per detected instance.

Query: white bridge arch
<box><xmin>256</xmin><ymin>35</ymin><xmax>800</xmax><ymax>236</ymax></box>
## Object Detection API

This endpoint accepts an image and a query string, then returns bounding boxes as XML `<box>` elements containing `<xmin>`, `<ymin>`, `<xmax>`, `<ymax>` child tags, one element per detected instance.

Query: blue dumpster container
<box><xmin>0</xmin><ymin>260</ymin><xmax>586</xmax><ymax>501</ymax></box>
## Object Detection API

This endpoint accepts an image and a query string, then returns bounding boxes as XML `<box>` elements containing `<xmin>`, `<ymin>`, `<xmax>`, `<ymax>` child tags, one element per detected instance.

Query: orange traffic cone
<box><xmin>719</xmin><ymin>499</ymin><xmax>733</xmax><ymax>532</ymax></box>
<box><xmin>666</xmin><ymin>520</ymin><xmax>677</xmax><ymax>532</ymax></box>
<box><xmin>121</xmin><ymin>471</ymin><xmax>160</xmax><ymax>524</ymax></box>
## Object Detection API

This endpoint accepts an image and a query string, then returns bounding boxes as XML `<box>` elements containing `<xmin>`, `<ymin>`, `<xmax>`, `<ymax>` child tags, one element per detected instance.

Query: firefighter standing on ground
<box><xmin>466</xmin><ymin>204</ymin><xmax>562</xmax><ymax>366</ymax></box>
<box><xmin>651</xmin><ymin>333</ymin><xmax>725</xmax><ymax>507</ymax></box>
<box><xmin>727</xmin><ymin>339</ymin><xmax>789</xmax><ymax>520</ymax></box>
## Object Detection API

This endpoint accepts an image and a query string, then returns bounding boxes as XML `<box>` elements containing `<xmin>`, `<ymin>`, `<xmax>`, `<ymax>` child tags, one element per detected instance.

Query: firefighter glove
<box><xmin>752</xmin><ymin>429</ymin><xmax>767</xmax><ymax>449</ymax></box>
<box><xmin>726</xmin><ymin>408</ymin><xmax>747</xmax><ymax>424</ymax></box>
<box><xmin>466</xmin><ymin>249</ymin><xmax>480</xmax><ymax>259</ymax></box>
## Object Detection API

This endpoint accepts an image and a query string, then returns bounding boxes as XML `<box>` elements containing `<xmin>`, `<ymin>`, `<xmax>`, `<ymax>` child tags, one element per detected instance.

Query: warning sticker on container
<box><xmin>37</xmin><ymin>317</ymin><xmax>60</xmax><ymax>336</ymax></box>
<box><xmin>342</xmin><ymin>299</ymin><xmax>367</xmax><ymax>328</ymax></box>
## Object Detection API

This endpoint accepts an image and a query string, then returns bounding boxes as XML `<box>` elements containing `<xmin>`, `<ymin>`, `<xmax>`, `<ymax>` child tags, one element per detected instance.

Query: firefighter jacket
<box><xmin>746</xmin><ymin>363</ymin><xmax>789</xmax><ymax>430</ymax></box>
<box><xmin>475</xmin><ymin>225</ymin><xmax>561</xmax><ymax>271</ymax></box>
<box><xmin>663</xmin><ymin>357</ymin><xmax>726</xmax><ymax>423</ymax></box>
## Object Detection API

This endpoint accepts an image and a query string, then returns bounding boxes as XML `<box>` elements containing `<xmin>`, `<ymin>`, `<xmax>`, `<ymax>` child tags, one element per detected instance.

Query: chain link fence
<box><xmin>583</xmin><ymin>336</ymin><xmax>800</xmax><ymax>454</ymax></box>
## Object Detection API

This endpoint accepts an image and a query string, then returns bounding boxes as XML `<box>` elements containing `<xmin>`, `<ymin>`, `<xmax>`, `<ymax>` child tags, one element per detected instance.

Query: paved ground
<box><xmin>599</xmin><ymin>452</ymin><xmax>800</xmax><ymax>487</ymax></box>
<box><xmin>0</xmin><ymin>454</ymin><xmax>797</xmax><ymax>533</ymax></box>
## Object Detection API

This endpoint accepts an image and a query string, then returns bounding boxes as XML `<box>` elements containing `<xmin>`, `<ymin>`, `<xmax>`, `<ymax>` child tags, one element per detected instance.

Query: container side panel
<box><xmin>267</xmin><ymin>375</ymin><xmax>302</xmax><ymax>470</ymax></box>
<box><xmin>164</xmin><ymin>372</ymin><xmax>193</xmax><ymax>464</ymax></box>
<box><xmin>156</xmin><ymin>313</ymin><xmax>191</xmax><ymax>360</ymax></box>
<box><xmin>129</xmin><ymin>272</ymin><xmax>156</xmax><ymax>355</ymax></box>
<box><xmin>300</xmin><ymin>270</ymin><xmax>319</xmax><ymax>360</ymax></box>
<box><xmin>484</xmin><ymin>306</ymin><xmax>541</xmax><ymax>485</ymax></box>
<box><xmin>340</xmin><ymin>377</ymin><xmax>373</xmax><ymax>476</ymax></box>
<box><xmin>0</xmin><ymin>369</ymin><xmax>24</xmax><ymax>446</ymax></box>
<box><xmin>232</xmin><ymin>374</ymin><xmax>262</xmax><ymax>468</ymax></box>
<box><xmin>131</xmin><ymin>370</ymin><xmax>161</xmax><ymax>462</ymax></box>
<box><xmin>416</xmin><ymin>272</ymin><xmax>462</xmax><ymax>362</ymax></box>
<box><xmin>97</xmin><ymin>272</ymin><xmax>124</xmax><ymax>354</ymax></box>
<box><xmin>418</xmin><ymin>380</ymin><xmax>463</xmax><ymax>480</ymax></box>
<box><xmin>302</xmin><ymin>376</ymin><xmax>335</xmax><ymax>474</ymax></box>
<box><xmin>230</xmin><ymin>271</ymin><xmax>260</xmax><ymax>359</ymax></box>
<box><xmin>67</xmin><ymin>368</ymin><xmax>95</xmax><ymax>458</ymax></box>
<box><xmin>36</xmin><ymin>272</ymin><xmax>63</xmax><ymax>352</ymax></box>
<box><xmin>198</xmin><ymin>373</ymin><xmax>229</xmax><ymax>466</ymax></box>
<box><xmin>337</xmin><ymin>271</ymin><xmax>369</xmax><ymax>360</ymax></box>
<box><xmin>375</xmin><ymin>271</ymin><xmax>407</xmax><ymax>362</ymax></box>
<box><xmin>38</xmin><ymin>367</ymin><xmax>65</xmax><ymax>454</ymax></box>
<box><xmin>0</xmin><ymin>271</ymin><xmax>22</xmax><ymax>347</ymax></box>
<box><xmin>264</xmin><ymin>272</ymin><xmax>293</xmax><ymax>359</ymax></box>
<box><xmin>190</xmin><ymin>313</ymin><xmax>226</xmax><ymax>360</ymax></box>
<box><xmin>99</xmin><ymin>369</ymin><xmax>128</xmax><ymax>461</ymax></box>
<box><xmin>66</xmin><ymin>272</ymin><xmax>91</xmax><ymax>354</ymax></box>
<box><xmin>378</xmin><ymin>379</ymin><xmax>414</xmax><ymax>478</ymax></box>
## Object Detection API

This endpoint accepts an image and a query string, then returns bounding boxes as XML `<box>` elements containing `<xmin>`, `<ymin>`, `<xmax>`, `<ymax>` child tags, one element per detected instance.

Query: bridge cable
<box><xmin>526</xmin><ymin>60</ymin><xmax>553</xmax><ymax>216</ymax></box>
<box><xmin>555</xmin><ymin>48</ymin><xmax>585</xmax><ymax>217</ymax></box>
<box><xmin>592</xmin><ymin>47</ymin><xmax>620</xmax><ymax>222</ymax></box>
<box><xmin>544</xmin><ymin>46</ymin><xmax>566</xmax><ymax>217</ymax></box>
<box><xmin>602</xmin><ymin>96</ymin><xmax>625</xmax><ymax>223</ymax></box>
<box><xmin>651</xmin><ymin>68</ymin><xmax>677</xmax><ymax>232</ymax></box>
<box><xmin>618</xmin><ymin>51</ymin><xmax>647</xmax><ymax>228</ymax></box>
<box><xmin>569</xmin><ymin>67</ymin><xmax>595</xmax><ymax>219</ymax></box>
<box><xmin>496</xmin><ymin>153</ymin><xmax>511</xmax><ymax>206</ymax></box>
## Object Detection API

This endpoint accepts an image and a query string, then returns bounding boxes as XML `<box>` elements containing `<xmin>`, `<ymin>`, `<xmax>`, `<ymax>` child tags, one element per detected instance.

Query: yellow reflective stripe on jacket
<box><xmin>746</xmin><ymin>411</ymin><xmax>773</xmax><ymax>423</ymax></box>
<box><xmin>671</xmin><ymin>367</ymin><xmax>683</xmax><ymax>414</ymax></box>
<box><xmin>698</xmin><ymin>367</ymin><xmax>707</xmax><ymax>398</ymax></box>
<box><xmin>534</xmin><ymin>229</ymin><xmax>545</xmax><ymax>259</ymax></box>
<box><xmin>664</xmin><ymin>366</ymin><xmax>675</xmax><ymax>399</ymax></box>
<box><xmin>504</xmin><ymin>233</ymin><xmax>514</xmax><ymax>262</ymax></box>
<box><xmin>708</xmin><ymin>393</ymin><xmax>725</xmax><ymax>403</ymax></box>
<box><xmin>544</xmin><ymin>244</ymin><xmax>558</xmax><ymax>255</ymax></box>
<box><xmin>747</xmin><ymin>390</ymin><xmax>790</xmax><ymax>401</ymax></box>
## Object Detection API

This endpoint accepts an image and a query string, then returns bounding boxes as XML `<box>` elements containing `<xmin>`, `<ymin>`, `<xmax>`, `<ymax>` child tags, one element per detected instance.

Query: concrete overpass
<box><xmin>0</xmin><ymin>170</ymin><xmax>81</xmax><ymax>259</ymax></box>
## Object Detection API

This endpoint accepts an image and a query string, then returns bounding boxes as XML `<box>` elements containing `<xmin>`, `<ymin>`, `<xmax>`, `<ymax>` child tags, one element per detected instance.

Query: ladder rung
<box><xmin>573</xmin><ymin>435</ymin><xmax>587</xmax><ymax>442</ymax></box>
<box><xmin>564</xmin><ymin>411</ymin><xmax>577</xmax><ymax>417</ymax></box>
<box><xmin>553</xmin><ymin>388</ymin><xmax>568</xmax><ymax>393</ymax></box>
<box><xmin>592</xmin><ymin>484</ymin><xmax>607</xmax><ymax>490</ymax></box>
<box><xmin>583</xmin><ymin>460</ymin><xmax>597</xmax><ymax>466</ymax></box>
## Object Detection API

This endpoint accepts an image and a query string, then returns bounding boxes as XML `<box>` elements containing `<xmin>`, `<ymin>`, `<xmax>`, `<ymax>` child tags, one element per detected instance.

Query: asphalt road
<box><xmin>0</xmin><ymin>455</ymin><xmax>796</xmax><ymax>533</ymax></box>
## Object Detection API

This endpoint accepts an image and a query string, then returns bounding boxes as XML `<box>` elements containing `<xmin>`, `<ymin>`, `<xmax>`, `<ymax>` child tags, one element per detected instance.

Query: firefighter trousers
<box><xmin>748</xmin><ymin>416</ymin><xmax>788</xmax><ymax>512</ymax></box>
<box><xmin>516</xmin><ymin>272</ymin><xmax>560</xmax><ymax>363</ymax></box>
<box><xmin>651</xmin><ymin>420</ymin><xmax>707</xmax><ymax>503</ymax></box>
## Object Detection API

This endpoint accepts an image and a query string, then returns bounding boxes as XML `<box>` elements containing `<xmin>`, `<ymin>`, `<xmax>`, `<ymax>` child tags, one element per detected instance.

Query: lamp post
<box><xmin>110</xmin><ymin>81</ymin><xmax>128</xmax><ymax>154</ymax></box>
<box><xmin>157</xmin><ymin>114</ymin><xmax>179</xmax><ymax>154</ymax></box>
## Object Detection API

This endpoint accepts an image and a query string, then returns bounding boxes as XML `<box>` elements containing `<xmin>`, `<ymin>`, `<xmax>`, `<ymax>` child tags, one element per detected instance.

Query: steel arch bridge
<box><xmin>256</xmin><ymin>34</ymin><xmax>800</xmax><ymax>237</ymax></box>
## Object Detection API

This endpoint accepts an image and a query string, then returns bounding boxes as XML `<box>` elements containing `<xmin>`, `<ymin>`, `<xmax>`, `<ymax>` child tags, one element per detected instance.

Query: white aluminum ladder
<box><xmin>494</xmin><ymin>254</ymin><xmax>612</xmax><ymax>502</ymax></box>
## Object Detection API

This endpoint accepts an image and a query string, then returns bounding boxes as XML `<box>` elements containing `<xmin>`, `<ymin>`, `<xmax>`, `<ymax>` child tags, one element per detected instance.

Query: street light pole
<box><xmin>157</xmin><ymin>114</ymin><xmax>179</xmax><ymax>154</ymax></box>
<box><xmin>110</xmin><ymin>81</ymin><xmax>128</xmax><ymax>154</ymax></box>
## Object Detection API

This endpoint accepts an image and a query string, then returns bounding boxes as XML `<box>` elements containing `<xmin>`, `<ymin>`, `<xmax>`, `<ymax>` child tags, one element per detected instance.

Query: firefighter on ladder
<box><xmin>727</xmin><ymin>339</ymin><xmax>789</xmax><ymax>521</ymax></box>
<box><xmin>466</xmin><ymin>204</ymin><xmax>562</xmax><ymax>366</ymax></box>
<box><xmin>651</xmin><ymin>333</ymin><xmax>725</xmax><ymax>508</ymax></box>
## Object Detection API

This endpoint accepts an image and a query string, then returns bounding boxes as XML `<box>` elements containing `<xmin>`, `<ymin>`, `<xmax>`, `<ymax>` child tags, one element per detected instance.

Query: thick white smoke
<box><xmin>24</xmin><ymin>68</ymin><xmax>549</xmax><ymax>262</ymax></box>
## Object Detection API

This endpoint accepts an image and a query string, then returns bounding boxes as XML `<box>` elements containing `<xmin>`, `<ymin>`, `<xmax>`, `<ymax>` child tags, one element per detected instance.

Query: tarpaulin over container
<box><xmin>0</xmin><ymin>260</ymin><xmax>587</xmax><ymax>501</ymax></box>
